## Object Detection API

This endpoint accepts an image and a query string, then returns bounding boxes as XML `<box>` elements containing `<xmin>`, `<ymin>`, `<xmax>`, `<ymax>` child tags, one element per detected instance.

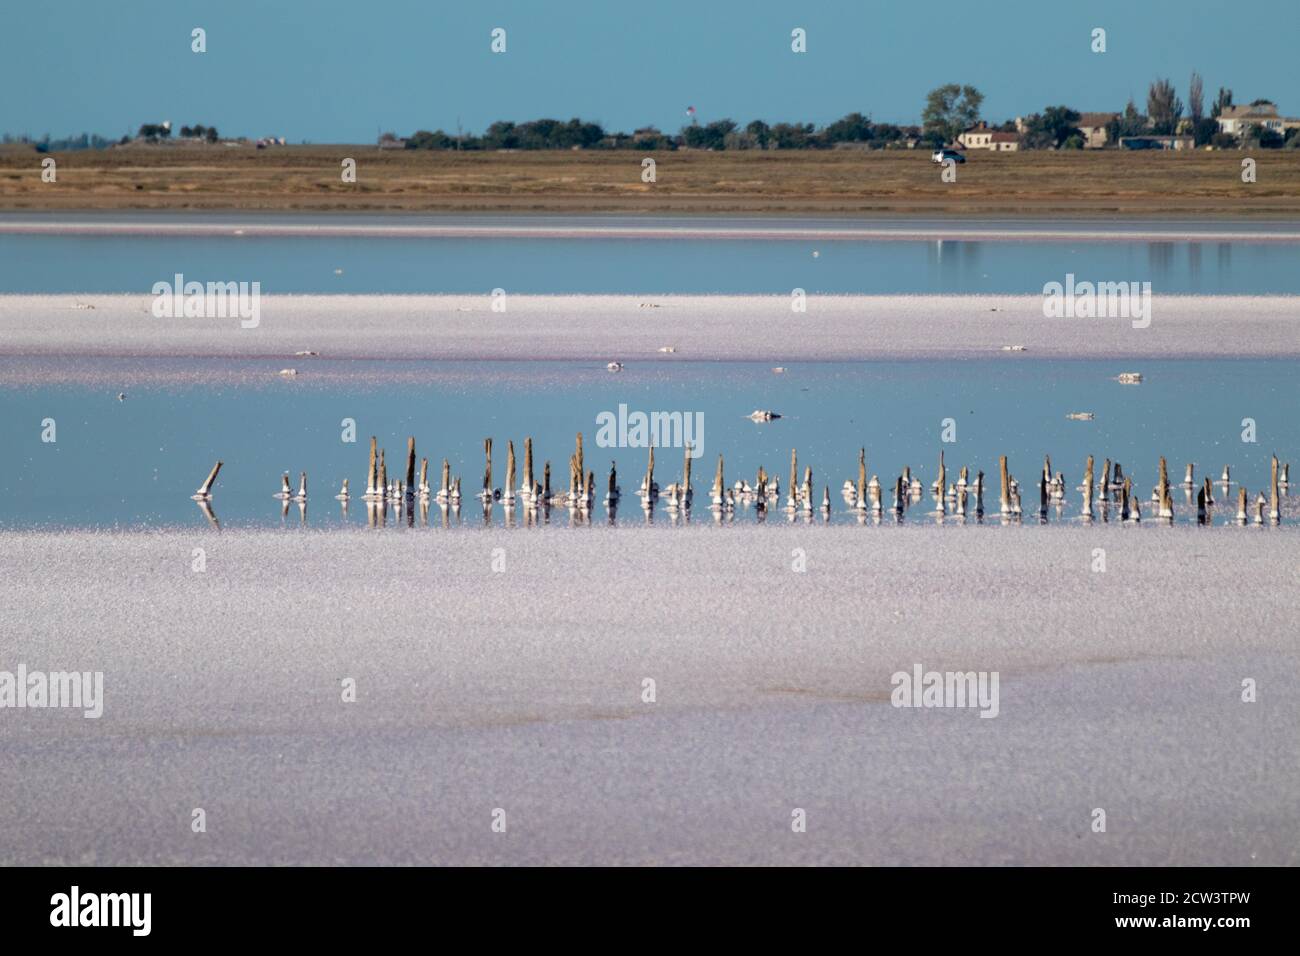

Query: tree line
<box><xmin>395</xmin><ymin>76</ymin><xmax>1293</xmax><ymax>151</ymax></box>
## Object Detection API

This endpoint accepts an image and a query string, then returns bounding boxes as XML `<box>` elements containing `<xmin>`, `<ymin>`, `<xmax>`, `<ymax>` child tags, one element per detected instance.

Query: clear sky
<box><xmin>3</xmin><ymin>0</ymin><xmax>1295</xmax><ymax>142</ymax></box>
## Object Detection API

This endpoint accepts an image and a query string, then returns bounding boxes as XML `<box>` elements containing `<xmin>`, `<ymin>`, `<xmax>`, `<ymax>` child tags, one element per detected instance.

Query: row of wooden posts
<box><xmin>191</xmin><ymin>436</ymin><xmax>1289</xmax><ymax>525</ymax></box>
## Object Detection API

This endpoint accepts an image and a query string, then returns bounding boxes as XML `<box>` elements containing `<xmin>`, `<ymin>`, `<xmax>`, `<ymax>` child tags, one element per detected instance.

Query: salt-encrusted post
<box><xmin>714</xmin><ymin>454</ymin><xmax>724</xmax><ymax>498</ymax></box>
<box><xmin>505</xmin><ymin>440</ymin><xmax>517</xmax><ymax>505</ymax></box>
<box><xmin>1083</xmin><ymin>456</ymin><xmax>1095</xmax><ymax>517</ymax></box>
<box><xmin>523</xmin><ymin>437</ymin><xmax>534</xmax><ymax>499</ymax></box>
<box><xmin>193</xmin><ymin>460</ymin><xmax>223</xmax><ymax>499</ymax></box>
<box><xmin>999</xmin><ymin>455</ymin><xmax>1011</xmax><ymax>515</ymax></box>
<box><xmin>378</xmin><ymin>449</ymin><xmax>387</xmax><ymax>498</ymax></box>
<box><xmin>483</xmin><ymin>438</ymin><xmax>493</xmax><ymax>499</ymax></box>
<box><xmin>1100</xmin><ymin>458</ymin><xmax>1111</xmax><ymax>498</ymax></box>
<box><xmin>788</xmin><ymin>449</ymin><xmax>798</xmax><ymax>507</ymax></box>
<box><xmin>575</xmin><ymin>433</ymin><xmax>584</xmax><ymax>488</ymax></box>
<box><xmin>646</xmin><ymin>445</ymin><xmax>655</xmax><ymax>496</ymax></box>
<box><xmin>1237</xmin><ymin>486</ymin><xmax>1249</xmax><ymax>524</ymax></box>
<box><xmin>1271</xmin><ymin>454</ymin><xmax>1281</xmax><ymax>523</ymax></box>
<box><xmin>406</xmin><ymin>437</ymin><xmax>417</xmax><ymax>492</ymax></box>
<box><xmin>543</xmin><ymin>461</ymin><xmax>551</xmax><ymax>500</ymax></box>
<box><xmin>440</xmin><ymin>459</ymin><xmax>450</xmax><ymax>499</ymax></box>
<box><xmin>419</xmin><ymin>457</ymin><xmax>429</xmax><ymax>497</ymax></box>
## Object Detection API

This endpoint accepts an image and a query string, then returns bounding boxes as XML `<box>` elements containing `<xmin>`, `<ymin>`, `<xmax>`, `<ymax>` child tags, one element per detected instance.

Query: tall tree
<box><xmin>1146</xmin><ymin>78</ymin><xmax>1184</xmax><ymax>134</ymax></box>
<box><xmin>1188</xmin><ymin>72</ymin><xmax>1204</xmax><ymax>124</ymax></box>
<box><xmin>1211</xmin><ymin>87</ymin><xmax>1234</xmax><ymax>119</ymax></box>
<box><xmin>922</xmin><ymin>84</ymin><xmax>984</xmax><ymax>145</ymax></box>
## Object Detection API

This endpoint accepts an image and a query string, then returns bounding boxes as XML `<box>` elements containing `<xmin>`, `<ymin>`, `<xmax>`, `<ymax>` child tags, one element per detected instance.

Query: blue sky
<box><xmin>3</xmin><ymin>0</ymin><xmax>1295</xmax><ymax>142</ymax></box>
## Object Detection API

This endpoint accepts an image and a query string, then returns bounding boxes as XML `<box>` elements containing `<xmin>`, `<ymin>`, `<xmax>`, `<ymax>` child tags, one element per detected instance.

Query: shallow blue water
<box><xmin>3</xmin><ymin>233</ymin><xmax>1299</xmax><ymax>295</ymax></box>
<box><xmin>2</xmin><ymin>358</ymin><xmax>1295</xmax><ymax>529</ymax></box>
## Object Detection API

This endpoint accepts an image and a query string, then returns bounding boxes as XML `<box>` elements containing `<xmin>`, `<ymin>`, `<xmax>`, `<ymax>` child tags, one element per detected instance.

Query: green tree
<box><xmin>1146</xmin><ymin>78</ymin><xmax>1183</xmax><ymax>134</ymax></box>
<box><xmin>1021</xmin><ymin>106</ymin><xmax>1082</xmax><ymax>149</ymax></box>
<box><xmin>745</xmin><ymin>120</ymin><xmax>770</xmax><ymax>149</ymax></box>
<box><xmin>922</xmin><ymin>84</ymin><xmax>984</xmax><ymax>145</ymax></box>
<box><xmin>822</xmin><ymin>112</ymin><xmax>873</xmax><ymax>144</ymax></box>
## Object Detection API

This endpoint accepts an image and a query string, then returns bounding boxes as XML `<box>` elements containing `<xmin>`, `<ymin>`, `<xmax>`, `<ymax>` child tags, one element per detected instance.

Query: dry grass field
<box><xmin>2</xmin><ymin>143</ymin><xmax>1298</xmax><ymax>217</ymax></box>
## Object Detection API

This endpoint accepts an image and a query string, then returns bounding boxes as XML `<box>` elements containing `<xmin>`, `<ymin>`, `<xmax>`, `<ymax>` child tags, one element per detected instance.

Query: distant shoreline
<box><xmin>3</xmin><ymin>147</ymin><xmax>1299</xmax><ymax>218</ymax></box>
<box><xmin>4</xmin><ymin>213</ymin><xmax>1300</xmax><ymax>242</ymax></box>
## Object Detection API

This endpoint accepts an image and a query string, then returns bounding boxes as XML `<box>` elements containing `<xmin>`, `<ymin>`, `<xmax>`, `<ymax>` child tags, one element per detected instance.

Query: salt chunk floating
<box><xmin>1001</xmin><ymin>345</ymin><xmax>1027</xmax><ymax>352</ymax></box>
<box><xmin>606</xmin><ymin>362</ymin><xmax>624</xmax><ymax>372</ymax></box>
<box><xmin>1116</xmin><ymin>372</ymin><xmax>1143</xmax><ymax>384</ymax></box>
<box><xmin>658</xmin><ymin>346</ymin><xmax>676</xmax><ymax>353</ymax></box>
<box><xmin>279</xmin><ymin>368</ymin><xmax>298</xmax><ymax>377</ymax></box>
<box><xmin>748</xmin><ymin>410</ymin><xmax>781</xmax><ymax>422</ymax></box>
<box><xmin>1066</xmin><ymin>412</ymin><xmax>1095</xmax><ymax>421</ymax></box>
<box><xmin>772</xmin><ymin>367</ymin><xmax>786</xmax><ymax>374</ymax></box>
<box><xmin>294</xmin><ymin>350</ymin><xmax>319</xmax><ymax>357</ymax></box>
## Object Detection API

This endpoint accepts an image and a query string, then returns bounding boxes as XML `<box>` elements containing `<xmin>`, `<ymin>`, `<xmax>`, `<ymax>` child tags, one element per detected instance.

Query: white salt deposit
<box><xmin>2</xmin><ymin>293</ymin><xmax>1298</xmax><ymax>362</ymax></box>
<box><xmin>1</xmin><ymin>525</ymin><xmax>1295</xmax><ymax>865</ymax></box>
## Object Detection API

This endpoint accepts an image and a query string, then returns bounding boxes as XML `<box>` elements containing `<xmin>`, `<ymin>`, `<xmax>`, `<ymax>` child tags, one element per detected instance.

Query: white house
<box><xmin>1217</xmin><ymin>103</ymin><xmax>1299</xmax><ymax>137</ymax></box>
<box><xmin>957</xmin><ymin>124</ymin><xmax>1019</xmax><ymax>151</ymax></box>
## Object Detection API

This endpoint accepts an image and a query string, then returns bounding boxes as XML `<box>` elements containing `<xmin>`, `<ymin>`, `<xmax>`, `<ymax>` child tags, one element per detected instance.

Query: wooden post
<box><xmin>646</xmin><ymin>445</ymin><xmax>655</xmax><ymax>495</ymax></box>
<box><xmin>194</xmin><ymin>460</ymin><xmax>223</xmax><ymax>498</ymax></box>
<box><xmin>1271</xmin><ymin>454</ymin><xmax>1280</xmax><ymax>522</ymax></box>
<box><xmin>378</xmin><ymin>450</ymin><xmax>387</xmax><ymax>498</ymax></box>
<box><xmin>505</xmin><ymin>440</ymin><xmax>517</xmax><ymax>503</ymax></box>
<box><xmin>483</xmin><ymin>438</ymin><xmax>493</xmax><ymax>495</ymax></box>
<box><xmin>524</xmin><ymin>437</ymin><xmax>534</xmax><ymax>496</ymax></box>
<box><xmin>405</xmin><ymin>437</ymin><xmax>416</xmax><ymax>490</ymax></box>
<box><xmin>543</xmin><ymin>461</ymin><xmax>552</xmax><ymax>499</ymax></box>
<box><xmin>684</xmin><ymin>444</ymin><xmax>693</xmax><ymax>497</ymax></box>
<box><xmin>1237</xmin><ymin>486</ymin><xmax>1248</xmax><ymax>523</ymax></box>
<box><xmin>857</xmin><ymin>448</ymin><xmax>867</xmax><ymax>509</ymax></box>
<box><xmin>714</xmin><ymin>454</ymin><xmax>724</xmax><ymax>497</ymax></box>
<box><xmin>440</xmin><ymin>458</ymin><xmax>450</xmax><ymax>498</ymax></box>
<box><xmin>999</xmin><ymin>456</ymin><xmax>1010</xmax><ymax>515</ymax></box>
<box><xmin>789</xmin><ymin>448</ymin><xmax>798</xmax><ymax>505</ymax></box>
<box><xmin>575</xmin><ymin>433</ymin><xmax>584</xmax><ymax>488</ymax></box>
<box><xmin>367</xmin><ymin>436</ymin><xmax>378</xmax><ymax>496</ymax></box>
<box><xmin>1100</xmin><ymin>458</ymin><xmax>1111</xmax><ymax>498</ymax></box>
<box><xmin>419</xmin><ymin>457</ymin><xmax>429</xmax><ymax>496</ymax></box>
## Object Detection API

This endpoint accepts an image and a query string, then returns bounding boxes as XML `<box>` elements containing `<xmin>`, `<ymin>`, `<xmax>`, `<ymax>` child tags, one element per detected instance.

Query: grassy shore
<box><xmin>3</xmin><ymin>143</ymin><xmax>1299</xmax><ymax>217</ymax></box>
